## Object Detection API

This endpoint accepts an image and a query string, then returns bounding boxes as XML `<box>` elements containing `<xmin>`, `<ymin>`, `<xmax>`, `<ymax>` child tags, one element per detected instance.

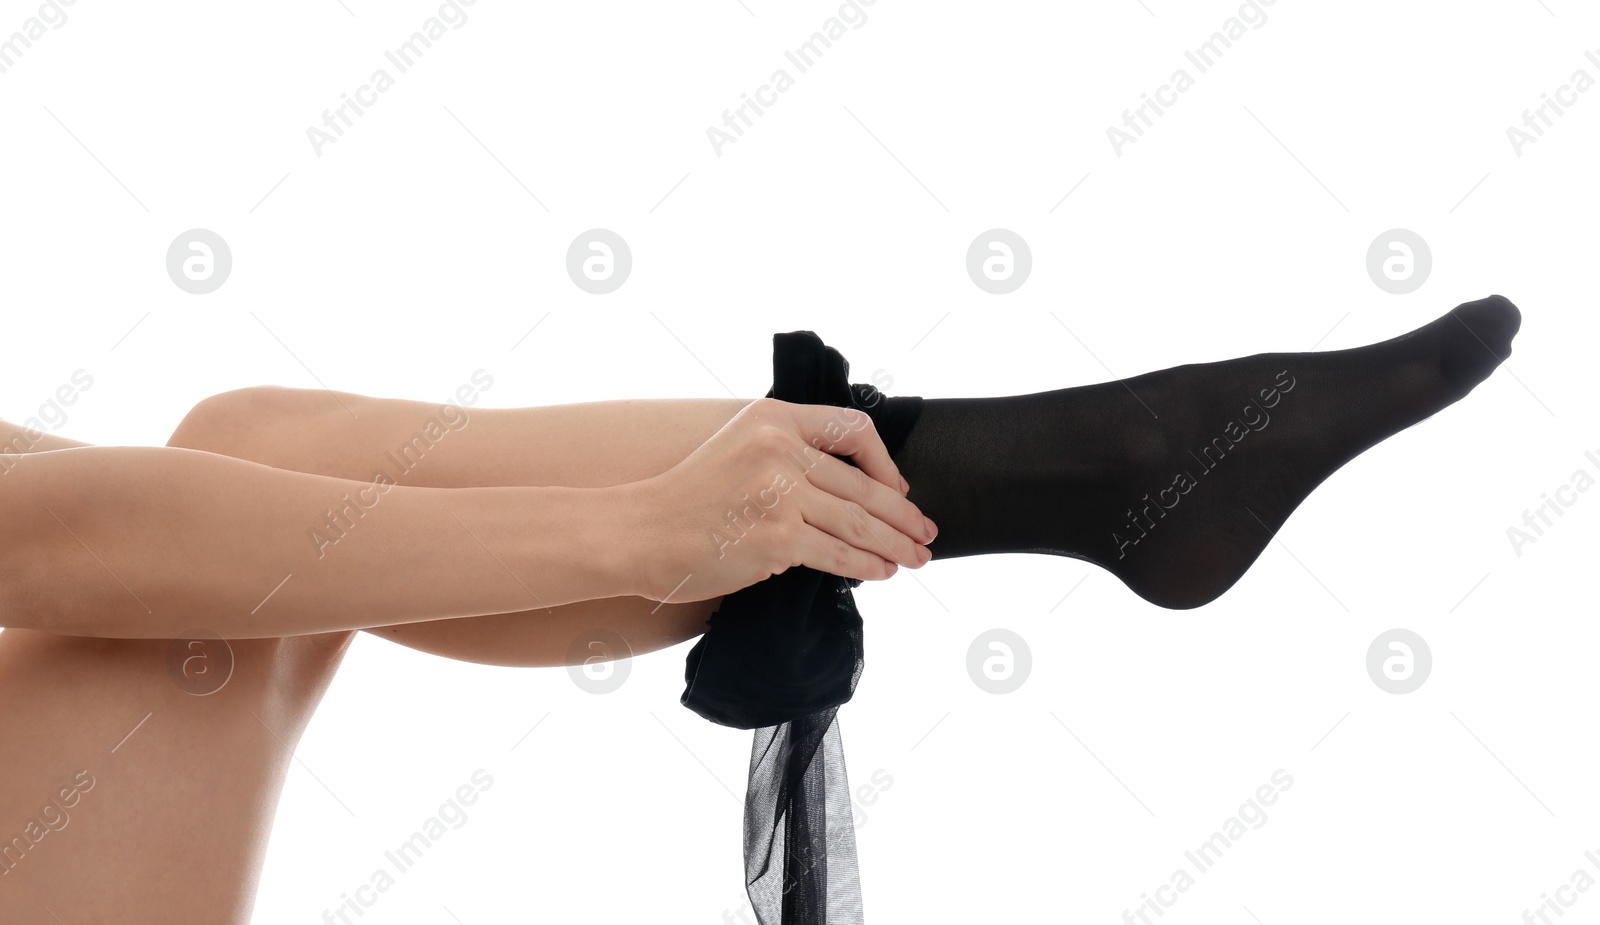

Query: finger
<box><xmin>797</xmin><ymin>485</ymin><xmax>928</xmax><ymax>569</ymax></box>
<box><xmin>796</xmin><ymin>523</ymin><xmax>900</xmax><ymax>582</ymax></box>
<box><xmin>792</xmin><ymin>404</ymin><xmax>908</xmax><ymax>495</ymax></box>
<box><xmin>804</xmin><ymin>450</ymin><xmax>934</xmax><ymax>551</ymax></box>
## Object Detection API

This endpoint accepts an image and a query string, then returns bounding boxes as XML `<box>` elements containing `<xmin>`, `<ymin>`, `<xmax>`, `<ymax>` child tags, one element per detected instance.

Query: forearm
<box><xmin>165</xmin><ymin>389</ymin><xmax>749</xmax><ymax>665</ymax></box>
<box><xmin>0</xmin><ymin>445</ymin><xmax>641</xmax><ymax>638</ymax></box>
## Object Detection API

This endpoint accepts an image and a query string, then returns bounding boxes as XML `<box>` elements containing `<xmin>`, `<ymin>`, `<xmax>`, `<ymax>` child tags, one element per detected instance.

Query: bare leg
<box><xmin>0</xmin><ymin>389</ymin><xmax>894</xmax><ymax>921</ymax></box>
<box><xmin>166</xmin><ymin>389</ymin><xmax>752</xmax><ymax>666</ymax></box>
<box><xmin>0</xmin><ymin>630</ymin><xmax>350</xmax><ymax>923</ymax></box>
<box><xmin>0</xmin><ymin>430</ymin><xmax>355</xmax><ymax>923</ymax></box>
<box><xmin>0</xmin><ymin>393</ymin><xmax>745</xmax><ymax>922</ymax></box>
<box><xmin>0</xmin><ymin>392</ymin><xmax>750</xmax><ymax>922</ymax></box>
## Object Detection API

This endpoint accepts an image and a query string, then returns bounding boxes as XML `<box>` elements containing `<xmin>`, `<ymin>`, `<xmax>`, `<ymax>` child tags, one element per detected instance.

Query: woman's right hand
<box><xmin>627</xmin><ymin>397</ymin><xmax>936</xmax><ymax>604</ymax></box>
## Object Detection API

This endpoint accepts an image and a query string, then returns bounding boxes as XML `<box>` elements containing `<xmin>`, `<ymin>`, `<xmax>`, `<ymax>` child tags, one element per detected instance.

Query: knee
<box><xmin>169</xmin><ymin>386</ymin><xmax>291</xmax><ymax>452</ymax></box>
<box><xmin>168</xmin><ymin>386</ymin><xmax>350</xmax><ymax>458</ymax></box>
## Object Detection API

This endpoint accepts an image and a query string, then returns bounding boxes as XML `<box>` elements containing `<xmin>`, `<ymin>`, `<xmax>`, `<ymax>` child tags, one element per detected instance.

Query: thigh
<box><xmin>364</xmin><ymin>596</ymin><xmax>717</xmax><ymax>668</ymax></box>
<box><xmin>0</xmin><ymin>626</ymin><xmax>350</xmax><ymax>923</ymax></box>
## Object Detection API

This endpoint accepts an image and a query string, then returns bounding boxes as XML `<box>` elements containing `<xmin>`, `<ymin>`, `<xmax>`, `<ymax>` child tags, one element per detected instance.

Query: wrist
<box><xmin>506</xmin><ymin>483</ymin><xmax>644</xmax><ymax>605</ymax></box>
<box><xmin>575</xmin><ymin>481</ymin><xmax>652</xmax><ymax>601</ymax></box>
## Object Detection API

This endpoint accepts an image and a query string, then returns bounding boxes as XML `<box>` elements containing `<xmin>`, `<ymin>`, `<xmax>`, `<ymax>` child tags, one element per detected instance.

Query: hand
<box><xmin>628</xmin><ymin>397</ymin><xmax>936</xmax><ymax>603</ymax></box>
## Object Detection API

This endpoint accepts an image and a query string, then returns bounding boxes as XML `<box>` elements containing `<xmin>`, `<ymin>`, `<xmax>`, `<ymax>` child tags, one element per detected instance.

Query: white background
<box><xmin>2</xmin><ymin>0</ymin><xmax>1596</xmax><ymax>922</ymax></box>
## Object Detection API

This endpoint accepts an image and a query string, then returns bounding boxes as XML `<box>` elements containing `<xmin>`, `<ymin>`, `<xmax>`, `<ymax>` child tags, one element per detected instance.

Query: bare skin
<box><xmin>0</xmin><ymin>395</ymin><xmax>935</xmax><ymax>639</ymax></box>
<box><xmin>162</xmin><ymin>390</ymin><xmax>807</xmax><ymax>666</ymax></box>
<box><xmin>0</xmin><ymin>428</ymin><xmax>354</xmax><ymax>923</ymax></box>
<box><xmin>0</xmin><ymin>390</ymin><xmax>915</xmax><ymax>922</ymax></box>
<box><xmin>0</xmin><ymin>623</ymin><xmax>352</xmax><ymax>923</ymax></box>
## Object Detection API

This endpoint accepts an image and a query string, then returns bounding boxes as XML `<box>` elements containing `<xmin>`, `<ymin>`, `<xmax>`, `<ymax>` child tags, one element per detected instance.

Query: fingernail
<box><xmin>916</xmin><ymin>544</ymin><xmax>932</xmax><ymax>564</ymax></box>
<box><xmin>924</xmin><ymin>517</ymin><xmax>937</xmax><ymax>541</ymax></box>
<box><xmin>900</xmin><ymin>475</ymin><xmax>911</xmax><ymax>494</ymax></box>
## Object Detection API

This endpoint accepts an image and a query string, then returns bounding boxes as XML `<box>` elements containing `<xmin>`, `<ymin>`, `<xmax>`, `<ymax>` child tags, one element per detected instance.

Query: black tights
<box><xmin>893</xmin><ymin>294</ymin><xmax>1521</xmax><ymax>607</ymax></box>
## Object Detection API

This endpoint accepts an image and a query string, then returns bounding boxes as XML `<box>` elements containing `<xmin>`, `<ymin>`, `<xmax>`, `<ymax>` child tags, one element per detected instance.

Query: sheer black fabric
<box><xmin>681</xmin><ymin>330</ymin><xmax>923</xmax><ymax>925</ymax></box>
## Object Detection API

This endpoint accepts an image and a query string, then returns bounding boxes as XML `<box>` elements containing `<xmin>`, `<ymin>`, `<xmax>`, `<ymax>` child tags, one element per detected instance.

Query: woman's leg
<box><xmin>0</xmin><ymin>430</ymin><xmax>356</xmax><ymax>924</ymax></box>
<box><xmin>887</xmin><ymin>295</ymin><xmax>1521</xmax><ymax>606</ymax></box>
<box><xmin>0</xmin><ymin>629</ymin><xmax>351</xmax><ymax>924</ymax></box>
<box><xmin>163</xmin><ymin>295</ymin><xmax>1523</xmax><ymax>664</ymax></box>
<box><xmin>0</xmin><ymin>393</ymin><xmax>798</xmax><ymax>920</ymax></box>
<box><xmin>0</xmin><ymin>297</ymin><xmax>1525</xmax><ymax>919</ymax></box>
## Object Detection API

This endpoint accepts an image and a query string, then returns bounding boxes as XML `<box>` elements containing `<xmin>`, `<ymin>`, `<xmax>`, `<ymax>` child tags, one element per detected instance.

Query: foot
<box><xmin>894</xmin><ymin>295</ymin><xmax>1523</xmax><ymax>608</ymax></box>
<box><xmin>1093</xmin><ymin>295</ymin><xmax>1521</xmax><ymax>607</ymax></box>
